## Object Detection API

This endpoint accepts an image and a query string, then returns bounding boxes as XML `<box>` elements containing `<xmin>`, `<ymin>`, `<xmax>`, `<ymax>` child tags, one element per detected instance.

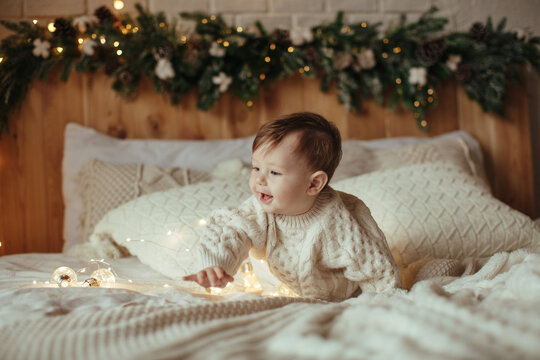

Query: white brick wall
<box><xmin>0</xmin><ymin>0</ymin><xmax>537</xmax><ymax>34</ymax></box>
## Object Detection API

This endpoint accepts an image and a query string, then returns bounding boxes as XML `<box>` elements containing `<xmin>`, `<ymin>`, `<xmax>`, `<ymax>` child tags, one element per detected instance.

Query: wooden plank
<box><xmin>41</xmin><ymin>73</ymin><xmax>85</xmax><ymax>252</ymax></box>
<box><xmin>457</xmin><ymin>83</ymin><xmax>535</xmax><ymax>217</ymax></box>
<box><xmin>384</xmin><ymin>82</ymin><xmax>459</xmax><ymax>138</ymax></box>
<box><xmin>0</xmin><ymin>119</ymin><xmax>25</xmax><ymax>255</ymax></box>
<box><xmin>13</xmin><ymin>82</ymin><xmax>48</xmax><ymax>253</ymax></box>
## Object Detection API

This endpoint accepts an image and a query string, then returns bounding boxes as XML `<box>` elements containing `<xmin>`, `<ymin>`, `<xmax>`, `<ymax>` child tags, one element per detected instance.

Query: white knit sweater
<box><xmin>197</xmin><ymin>187</ymin><xmax>401</xmax><ymax>301</ymax></box>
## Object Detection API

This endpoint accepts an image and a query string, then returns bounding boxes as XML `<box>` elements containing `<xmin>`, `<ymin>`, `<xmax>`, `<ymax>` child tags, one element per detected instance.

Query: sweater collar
<box><xmin>274</xmin><ymin>187</ymin><xmax>336</xmax><ymax>228</ymax></box>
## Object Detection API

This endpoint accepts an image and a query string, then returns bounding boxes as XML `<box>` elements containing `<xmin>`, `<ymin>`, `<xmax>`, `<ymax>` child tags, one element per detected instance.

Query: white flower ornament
<box><xmin>155</xmin><ymin>58</ymin><xmax>175</xmax><ymax>80</ymax></box>
<box><xmin>408</xmin><ymin>67</ymin><xmax>427</xmax><ymax>87</ymax></box>
<box><xmin>81</xmin><ymin>39</ymin><xmax>97</xmax><ymax>56</ymax></box>
<box><xmin>212</xmin><ymin>72</ymin><xmax>232</xmax><ymax>93</ymax></box>
<box><xmin>209</xmin><ymin>42</ymin><xmax>226</xmax><ymax>57</ymax></box>
<box><xmin>290</xmin><ymin>26</ymin><xmax>313</xmax><ymax>46</ymax></box>
<box><xmin>445</xmin><ymin>54</ymin><xmax>462</xmax><ymax>71</ymax></box>
<box><xmin>73</xmin><ymin>15</ymin><xmax>98</xmax><ymax>33</ymax></box>
<box><xmin>32</xmin><ymin>38</ymin><xmax>50</xmax><ymax>58</ymax></box>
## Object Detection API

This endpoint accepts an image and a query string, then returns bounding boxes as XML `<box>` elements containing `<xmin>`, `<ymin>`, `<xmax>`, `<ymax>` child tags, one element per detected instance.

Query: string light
<box><xmin>427</xmin><ymin>88</ymin><xmax>434</xmax><ymax>95</ymax></box>
<box><xmin>113</xmin><ymin>41</ymin><xmax>120</xmax><ymax>47</ymax></box>
<box><xmin>116</xmin><ymin>50</ymin><xmax>122</xmax><ymax>56</ymax></box>
<box><xmin>383</xmin><ymin>38</ymin><xmax>389</xmax><ymax>44</ymax></box>
<box><xmin>382</xmin><ymin>52</ymin><xmax>388</xmax><ymax>59</ymax></box>
<box><xmin>395</xmin><ymin>78</ymin><xmax>402</xmax><ymax>84</ymax></box>
<box><xmin>201</xmin><ymin>18</ymin><xmax>208</xmax><ymax>24</ymax></box>
<box><xmin>223</xmin><ymin>41</ymin><xmax>230</xmax><ymax>47</ymax></box>
<box><xmin>361</xmin><ymin>22</ymin><xmax>367</xmax><ymax>28</ymax></box>
<box><xmin>32</xmin><ymin>19</ymin><xmax>38</xmax><ymax>25</ymax></box>
<box><xmin>303</xmin><ymin>65</ymin><xmax>310</xmax><ymax>72</ymax></box>
<box><xmin>0</xmin><ymin>57</ymin><xmax>4</xmax><ymax>64</ymax></box>
<box><xmin>242</xmin><ymin>262</ymin><xmax>262</xmax><ymax>293</ymax></box>
<box><xmin>132</xmin><ymin>27</ymin><xmax>139</xmax><ymax>33</ymax></box>
<box><xmin>420</xmin><ymin>120</ymin><xmax>428</xmax><ymax>127</ymax></box>
<box><xmin>259</xmin><ymin>74</ymin><xmax>266</xmax><ymax>80</ymax></box>
<box><xmin>51</xmin><ymin>266</ymin><xmax>78</xmax><ymax>287</ymax></box>
<box><xmin>393</xmin><ymin>47</ymin><xmax>401</xmax><ymax>54</ymax></box>
<box><xmin>287</xmin><ymin>46</ymin><xmax>294</xmax><ymax>53</ymax></box>
<box><xmin>264</xmin><ymin>56</ymin><xmax>271</xmax><ymax>62</ymax></box>
<box><xmin>100</xmin><ymin>36</ymin><xmax>106</xmax><ymax>44</ymax></box>
<box><xmin>246</xmin><ymin>100</ymin><xmax>253</xmax><ymax>107</ymax></box>
<box><xmin>414</xmin><ymin>100</ymin><xmax>420</xmax><ymax>107</ymax></box>
<box><xmin>48</xmin><ymin>22</ymin><xmax>56</xmax><ymax>32</ymax></box>
<box><xmin>77</xmin><ymin>38</ymin><xmax>84</xmax><ymax>44</ymax></box>
<box><xmin>210</xmin><ymin>15</ymin><xmax>216</xmax><ymax>21</ymax></box>
<box><xmin>237</xmin><ymin>26</ymin><xmax>243</xmax><ymax>32</ymax></box>
<box><xmin>113</xmin><ymin>0</ymin><xmax>124</xmax><ymax>10</ymax></box>
<box><xmin>55</xmin><ymin>47</ymin><xmax>64</xmax><ymax>54</ymax></box>
<box><xmin>269</xmin><ymin>43</ymin><xmax>276</xmax><ymax>50</ymax></box>
<box><xmin>428</xmin><ymin>96</ymin><xmax>434</xmax><ymax>103</ymax></box>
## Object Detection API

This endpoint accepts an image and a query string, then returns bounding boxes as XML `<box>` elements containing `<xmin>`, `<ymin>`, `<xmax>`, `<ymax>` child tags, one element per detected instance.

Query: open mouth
<box><xmin>259</xmin><ymin>192</ymin><xmax>273</xmax><ymax>203</ymax></box>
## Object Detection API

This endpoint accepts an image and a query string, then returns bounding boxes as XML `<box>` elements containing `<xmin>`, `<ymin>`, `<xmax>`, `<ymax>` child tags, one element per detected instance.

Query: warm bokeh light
<box><xmin>113</xmin><ymin>0</ymin><xmax>124</xmax><ymax>10</ymax></box>
<box><xmin>48</xmin><ymin>22</ymin><xmax>56</xmax><ymax>32</ymax></box>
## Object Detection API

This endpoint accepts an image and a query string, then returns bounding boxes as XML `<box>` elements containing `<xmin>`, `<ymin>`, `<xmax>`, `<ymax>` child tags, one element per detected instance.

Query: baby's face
<box><xmin>249</xmin><ymin>132</ymin><xmax>317</xmax><ymax>215</ymax></box>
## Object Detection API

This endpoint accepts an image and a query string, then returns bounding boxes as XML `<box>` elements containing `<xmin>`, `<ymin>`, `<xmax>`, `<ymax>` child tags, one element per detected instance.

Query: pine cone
<box><xmin>119</xmin><ymin>71</ymin><xmax>134</xmax><ymax>85</ymax></box>
<box><xmin>53</xmin><ymin>18</ymin><xmax>76</xmax><ymax>38</ymax></box>
<box><xmin>303</xmin><ymin>46</ymin><xmax>319</xmax><ymax>66</ymax></box>
<box><xmin>273</xmin><ymin>29</ymin><xmax>291</xmax><ymax>47</ymax></box>
<box><xmin>104</xmin><ymin>55</ymin><xmax>120</xmax><ymax>75</ymax></box>
<box><xmin>470</xmin><ymin>22</ymin><xmax>489</xmax><ymax>42</ymax></box>
<box><xmin>415</xmin><ymin>38</ymin><xmax>447</xmax><ymax>65</ymax></box>
<box><xmin>94</xmin><ymin>6</ymin><xmax>115</xmax><ymax>24</ymax></box>
<box><xmin>455</xmin><ymin>63</ymin><xmax>472</xmax><ymax>82</ymax></box>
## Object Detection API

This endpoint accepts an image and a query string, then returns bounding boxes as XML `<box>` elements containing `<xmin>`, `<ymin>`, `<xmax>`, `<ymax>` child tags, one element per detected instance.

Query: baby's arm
<box><xmin>326</xmin><ymin>192</ymin><xmax>401</xmax><ymax>293</ymax></box>
<box><xmin>183</xmin><ymin>266</ymin><xmax>234</xmax><ymax>288</ymax></box>
<box><xmin>190</xmin><ymin>197</ymin><xmax>266</xmax><ymax>284</ymax></box>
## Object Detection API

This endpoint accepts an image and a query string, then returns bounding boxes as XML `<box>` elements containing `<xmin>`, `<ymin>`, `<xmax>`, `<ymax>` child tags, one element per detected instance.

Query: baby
<box><xmin>183</xmin><ymin>112</ymin><xmax>401</xmax><ymax>301</ymax></box>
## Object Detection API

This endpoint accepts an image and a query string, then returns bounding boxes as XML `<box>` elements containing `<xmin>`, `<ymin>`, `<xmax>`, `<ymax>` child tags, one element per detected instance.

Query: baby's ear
<box><xmin>307</xmin><ymin>170</ymin><xmax>328</xmax><ymax>196</ymax></box>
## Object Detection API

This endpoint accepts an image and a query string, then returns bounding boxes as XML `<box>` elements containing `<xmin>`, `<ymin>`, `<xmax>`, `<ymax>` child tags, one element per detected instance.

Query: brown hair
<box><xmin>252</xmin><ymin>112</ymin><xmax>342</xmax><ymax>180</ymax></box>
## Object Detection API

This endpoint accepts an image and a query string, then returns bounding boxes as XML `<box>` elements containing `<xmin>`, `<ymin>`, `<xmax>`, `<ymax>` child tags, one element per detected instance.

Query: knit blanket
<box><xmin>2</xmin><ymin>247</ymin><xmax>540</xmax><ymax>360</ymax></box>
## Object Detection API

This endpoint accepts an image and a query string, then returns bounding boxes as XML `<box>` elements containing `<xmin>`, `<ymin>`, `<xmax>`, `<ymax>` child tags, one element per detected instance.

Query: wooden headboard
<box><xmin>0</xmin><ymin>73</ymin><xmax>535</xmax><ymax>255</ymax></box>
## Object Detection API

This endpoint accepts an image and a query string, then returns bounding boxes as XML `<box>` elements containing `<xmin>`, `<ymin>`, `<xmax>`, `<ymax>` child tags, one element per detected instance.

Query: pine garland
<box><xmin>0</xmin><ymin>5</ymin><xmax>539</xmax><ymax>134</ymax></box>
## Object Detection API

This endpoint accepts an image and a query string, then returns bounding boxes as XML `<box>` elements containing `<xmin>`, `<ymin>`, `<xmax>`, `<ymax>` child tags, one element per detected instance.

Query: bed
<box><xmin>1</xmin><ymin>75</ymin><xmax>539</xmax><ymax>359</ymax></box>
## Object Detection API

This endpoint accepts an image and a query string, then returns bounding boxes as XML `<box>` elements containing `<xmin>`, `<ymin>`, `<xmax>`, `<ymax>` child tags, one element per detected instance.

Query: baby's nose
<box><xmin>257</xmin><ymin>172</ymin><xmax>267</xmax><ymax>185</ymax></box>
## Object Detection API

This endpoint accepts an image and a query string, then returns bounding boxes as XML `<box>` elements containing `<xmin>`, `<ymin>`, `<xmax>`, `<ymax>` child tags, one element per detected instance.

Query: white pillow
<box><xmin>63</xmin><ymin>123</ymin><xmax>486</xmax><ymax>251</ymax></box>
<box><xmin>333</xmin><ymin>162</ymin><xmax>540</xmax><ymax>267</ymax></box>
<box><xmin>90</xmin><ymin>178</ymin><xmax>252</xmax><ymax>278</ymax></box>
<box><xmin>62</xmin><ymin>123</ymin><xmax>254</xmax><ymax>251</ymax></box>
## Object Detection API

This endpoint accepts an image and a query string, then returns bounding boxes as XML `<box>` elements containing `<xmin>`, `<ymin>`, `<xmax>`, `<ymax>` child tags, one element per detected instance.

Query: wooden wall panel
<box><xmin>0</xmin><ymin>73</ymin><xmax>535</xmax><ymax>255</ymax></box>
<box><xmin>458</xmin><ymin>83</ymin><xmax>535</xmax><ymax>217</ymax></box>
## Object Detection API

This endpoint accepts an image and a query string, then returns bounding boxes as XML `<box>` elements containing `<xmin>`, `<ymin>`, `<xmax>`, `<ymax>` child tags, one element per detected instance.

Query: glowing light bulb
<box><xmin>89</xmin><ymin>268</ymin><xmax>116</xmax><ymax>287</ymax></box>
<box><xmin>51</xmin><ymin>266</ymin><xmax>78</xmax><ymax>287</ymax></box>
<box><xmin>48</xmin><ymin>22</ymin><xmax>56</xmax><ymax>32</ymax></box>
<box><xmin>113</xmin><ymin>0</ymin><xmax>124</xmax><ymax>10</ymax></box>
<box><xmin>32</xmin><ymin>19</ymin><xmax>38</xmax><ymax>25</ymax></box>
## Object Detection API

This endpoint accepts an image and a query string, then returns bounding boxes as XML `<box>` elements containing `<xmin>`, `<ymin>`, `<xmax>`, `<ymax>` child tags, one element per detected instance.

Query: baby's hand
<box><xmin>182</xmin><ymin>266</ymin><xmax>234</xmax><ymax>288</ymax></box>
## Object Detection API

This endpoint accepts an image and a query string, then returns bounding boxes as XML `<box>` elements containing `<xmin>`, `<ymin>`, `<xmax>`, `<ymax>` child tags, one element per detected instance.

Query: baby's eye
<box><xmin>252</xmin><ymin>166</ymin><xmax>260</xmax><ymax>172</ymax></box>
<box><xmin>270</xmin><ymin>170</ymin><xmax>282</xmax><ymax>176</ymax></box>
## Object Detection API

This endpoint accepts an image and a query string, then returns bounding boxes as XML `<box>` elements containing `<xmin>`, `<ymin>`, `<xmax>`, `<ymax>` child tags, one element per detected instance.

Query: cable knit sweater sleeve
<box><xmin>322</xmin><ymin>191</ymin><xmax>402</xmax><ymax>293</ymax></box>
<box><xmin>197</xmin><ymin>196</ymin><xmax>267</xmax><ymax>276</ymax></box>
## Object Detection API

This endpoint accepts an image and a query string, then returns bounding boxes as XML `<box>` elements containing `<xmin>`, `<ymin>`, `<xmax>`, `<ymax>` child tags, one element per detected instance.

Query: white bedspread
<box><xmin>1</xmin><ymin>249</ymin><xmax>540</xmax><ymax>359</ymax></box>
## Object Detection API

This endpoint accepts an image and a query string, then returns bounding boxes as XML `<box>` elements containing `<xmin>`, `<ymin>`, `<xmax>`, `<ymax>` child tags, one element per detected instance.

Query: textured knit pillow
<box><xmin>333</xmin><ymin>162</ymin><xmax>539</xmax><ymax>267</ymax></box>
<box><xmin>89</xmin><ymin>178</ymin><xmax>252</xmax><ymax>278</ymax></box>
<box><xmin>333</xmin><ymin>136</ymin><xmax>486</xmax><ymax>184</ymax></box>
<box><xmin>75</xmin><ymin>159</ymin><xmax>212</xmax><ymax>245</ymax></box>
